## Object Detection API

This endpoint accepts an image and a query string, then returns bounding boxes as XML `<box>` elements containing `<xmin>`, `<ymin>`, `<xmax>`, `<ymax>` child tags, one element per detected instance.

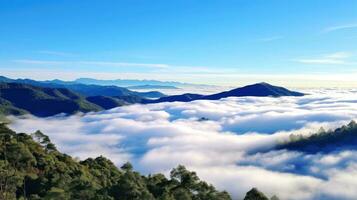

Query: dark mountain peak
<box><xmin>146</xmin><ymin>83</ymin><xmax>304</xmax><ymax>103</ymax></box>
<box><xmin>0</xmin><ymin>82</ymin><xmax>101</xmax><ymax>117</ymax></box>
<box><xmin>203</xmin><ymin>82</ymin><xmax>304</xmax><ymax>100</ymax></box>
<box><xmin>253</xmin><ymin>82</ymin><xmax>271</xmax><ymax>86</ymax></box>
<box><xmin>259</xmin><ymin>81</ymin><xmax>269</xmax><ymax>84</ymax></box>
<box><xmin>238</xmin><ymin>82</ymin><xmax>282</xmax><ymax>90</ymax></box>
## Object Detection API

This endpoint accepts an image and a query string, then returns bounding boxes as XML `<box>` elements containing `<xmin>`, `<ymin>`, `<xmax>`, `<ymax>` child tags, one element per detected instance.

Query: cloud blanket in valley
<box><xmin>8</xmin><ymin>89</ymin><xmax>357</xmax><ymax>200</ymax></box>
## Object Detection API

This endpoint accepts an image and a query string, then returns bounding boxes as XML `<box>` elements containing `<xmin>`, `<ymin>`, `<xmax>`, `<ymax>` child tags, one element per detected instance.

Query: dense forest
<box><xmin>278</xmin><ymin>120</ymin><xmax>357</xmax><ymax>153</ymax></box>
<box><xmin>0</xmin><ymin>123</ymin><xmax>275</xmax><ymax>200</ymax></box>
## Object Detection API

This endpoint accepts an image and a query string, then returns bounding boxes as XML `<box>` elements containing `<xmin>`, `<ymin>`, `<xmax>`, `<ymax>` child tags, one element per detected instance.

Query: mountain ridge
<box><xmin>145</xmin><ymin>82</ymin><xmax>304</xmax><ymax>103</ymax></box>
<box><xmin>0</xmin><ymin>76</ymin><xmax>305</xmax><ymax>117</ymax></box>
<box><xmin>0</xmin><ymin>82</ymin><xmax>102</xmax><ymax>117</ymax></box>
<box><xmin>0</xmin><ymin>76</ymin><xmax>165</xmax><ymax>99</ymax></box>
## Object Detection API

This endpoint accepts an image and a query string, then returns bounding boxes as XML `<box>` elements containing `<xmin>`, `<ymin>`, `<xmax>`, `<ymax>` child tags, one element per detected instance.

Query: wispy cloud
<box><xmin>36</xmin><ymin>50</ymin><xmax>77</xmax><ymax>57</ymax></box>
<box><xmin>323</xmin><ymin>23</ymin><xmax>357</xmax><ymax>33</ymax></box>
<box><xmin>295</xmin><ymin>52</ymin><xmax>354</xmax><ymax>65</ymax></box>
<box><xmin>257</xmin><ymin>36</ymin><xmax>283</xmax><ymax>42</ymax></box>
<box><xmin>297</xmin><ymin>59</ymin><xmax>346</xmax><ymax>65</ymax></box>
<box><xmin>14</xmin><ymin>59</ymin><xmax>65</xmax><ymax>65</ymax></box>
<box><xmin>257</xmin><ymin>35</ymin><xmax>284</xmax><ymax>42</ymax></box>
<box><xmin>13</xmin><ymin>59</ymin><xmax>170</xmax><ymax>69</ymax></box>
<box><xmin>12</xmin><ymin>59</ymin><xmax>227</xmax><ymax>74</ymax></box>
<box><xmin>325</xmin><ymin>52</ymin><xmax>351</xmax><ymax>59</ymax></box>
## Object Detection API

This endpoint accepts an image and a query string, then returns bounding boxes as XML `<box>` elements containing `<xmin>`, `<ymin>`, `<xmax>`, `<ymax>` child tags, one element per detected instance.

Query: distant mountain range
<box><xmin>144</xmin><ymin>82</ymin><xmax>304</xmax><ymax>103</ymax></box>
<box><xmin>0</xmin><ymin>83</ymin><xmax>101</xmax><ymax>116</ymax></box>
<box><xmin>0</xmin><ymin>76</ymin><xmax>165</xmax><ymax>99</ymax></box>
<box><xmin>75</xmin><ymin>78</ymin><xmax>187</xmax><ymax>87</ymax></box>
<box><xmin>127</xmin><ymin>85</ymin><xmax>179</xmax><ymax>90</ymax></box>
<box><xmin>0</xmin><ymin>76</ymin><xmax>305</xmax><ymax>117</ymax></box>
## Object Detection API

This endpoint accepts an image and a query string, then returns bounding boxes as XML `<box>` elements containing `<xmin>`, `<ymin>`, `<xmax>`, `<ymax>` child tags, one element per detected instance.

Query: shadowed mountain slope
<box><xmin>277</xmin><ymin>121</ymin><xmax>357</xmax><ymax>153</ymax></box>
<box><xmin>0</xmin><ymin>76</ymin><xmax>165</xmax><ymax>99</ymax></box>
<box><xmin>0</xmin><ymin>83</ymin><xmax>101</xmax><ymax>117</ymax></box>
<box><xmin>145</xmin><ymin>83</ymin><xmax>304</xmax><ymax>103</ymax></box>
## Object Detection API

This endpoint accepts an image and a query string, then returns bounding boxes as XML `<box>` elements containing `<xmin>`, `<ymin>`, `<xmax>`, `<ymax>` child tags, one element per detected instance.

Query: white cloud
<box><xmin>296</xmin><ymin>52</ymin><xmax>354</xmax><ymax>65</ymax></box>
<box><xmin>36</xmin><ymin>50</ymin><xmax>77</xmax><ymax>57</ymax></box>
<box><xmin>257</xmin><ymin>36</ymin><xmax>284</xmax><ymax>42</ymax></box>
<box><xmin>323</xmin><ymin>23</ymin><xmax>357</xmax><ymax>33</ymax></box>
<box><xmin>7</xmin><ymin>89</ymin><xmax>357</xmax><ymax>200</ymax></box>
<box><xmin>325</xmin><ymin>52</ymin><xmax>351</xmax><ymax>59</ymax></box>
<box><xmin>13</xmin><ymin>59</ymin><xmax>170</xmax><ymax>69</ymax></box>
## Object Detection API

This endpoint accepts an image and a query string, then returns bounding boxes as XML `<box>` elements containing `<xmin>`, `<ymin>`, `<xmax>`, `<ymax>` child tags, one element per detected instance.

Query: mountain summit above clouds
<box><xmin>0</xmin><ymin>76</ymin><xmax>304</xmax><ymax>117</ymax></box>
<box><xmin>145</xmin><ymin>82</ymin><xmax>304</xmax><ymax>103</ymax></box>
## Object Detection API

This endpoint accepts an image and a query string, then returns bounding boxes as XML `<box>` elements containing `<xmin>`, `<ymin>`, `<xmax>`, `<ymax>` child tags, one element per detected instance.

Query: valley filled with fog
<box><xmin>8</xmin><ymin>88</ymin><xmax>357</xmax><ymax>200</ymax></box>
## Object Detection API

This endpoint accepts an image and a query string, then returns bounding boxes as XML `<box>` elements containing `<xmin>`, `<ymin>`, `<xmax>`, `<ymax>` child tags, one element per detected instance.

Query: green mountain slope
<box><xmin>0</xmin><ymin>76</ymin><xmax>165</xmax><ymax>99</ymax></box>
<box><xmin>86</xmin><ymin>96</ymin><xmax>129</xmax><ymax>109</ymax></box>
<box><xmin>0</xmin><ymin>83</ymin><xmax>101</xmax><ymax>117</ymax></box>
<box><xmin>277</xmin><ymin>121</ymin><xmax>357</xmax><ymax>153</ymax></box>
<box><xmin>0</xmin><ymin>123</ymin><xmax>235</xmax><ymax>200</ymax></box>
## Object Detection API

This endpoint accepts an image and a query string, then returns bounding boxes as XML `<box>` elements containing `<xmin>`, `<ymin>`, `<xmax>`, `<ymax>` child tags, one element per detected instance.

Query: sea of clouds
<box><xmin>8</xmin><ymin>88</ymin><xmax>357</xmax><ymax>200</ymax></box>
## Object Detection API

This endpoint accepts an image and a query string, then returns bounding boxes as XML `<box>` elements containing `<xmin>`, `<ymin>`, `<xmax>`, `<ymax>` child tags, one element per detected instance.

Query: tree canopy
<box><xmin>278</xmin><ymin>120</ymin><xmax>357</xmax><ymax>153</ymax></box>
<box><xmin>0</xmin><ymin>123</ymin><xmax>275</xmax><ymax>200</ymax></box>
<box><xmin>0</xmin><ymin>123</ymin><xmax>236</xmax><ymax>200</ymax></box>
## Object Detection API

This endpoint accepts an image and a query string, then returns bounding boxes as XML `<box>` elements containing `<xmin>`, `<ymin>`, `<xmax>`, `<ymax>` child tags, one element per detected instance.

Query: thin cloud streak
<box><xmin>13</xmin><ymin>59</ymin><xmax>170</xmax><ymax>69</ymax></box>
<box><xmin>257</xmin><ymin>36</ymin><xmax>283</xmax><ymax>42</ymax></box>
<box><xmin>12</xmin><ymin>59</ymin><xmax>229</xmax><ymax>74</ymax></box>
<box><xmin>296</xmin><ymin>59</ymin><xmax>346</xmax><ymax>65</ymax></box>
<box><xmin>295</xmin><ymin>52</ymin><xmax>354</xmax><ymax>65</ymax></box>
<box><xmin>2</xmin><ymin>68</ymin><xmax>357</xmax><ymax>88</ymax></box>
<box><xmin>323</xmin><ymin>23</ymin><xmax>357</xmax><ymax>33</ymax></box>
<box><xmin>36</xmin><ymin>50</ymin><xmax>77</xmax><ymax>57</ymax></box>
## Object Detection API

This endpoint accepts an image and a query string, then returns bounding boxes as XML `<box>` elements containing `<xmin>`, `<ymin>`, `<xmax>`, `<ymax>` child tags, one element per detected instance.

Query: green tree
<box><xmin>243</xmin><ymin>188</ymin><xmax>269</xmax><ymax>200</ymax></box>
<box><xmin>0</xmin><ymin>123</ymin><xmax>252</xmax><ymax>200</ymax></box>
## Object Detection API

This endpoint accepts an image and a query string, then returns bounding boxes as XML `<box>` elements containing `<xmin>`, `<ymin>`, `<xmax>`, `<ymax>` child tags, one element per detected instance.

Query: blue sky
<box><xmin>0</xmin><ymin>0</ymin><xmax>357</xmax><ymax>87</ymax></box>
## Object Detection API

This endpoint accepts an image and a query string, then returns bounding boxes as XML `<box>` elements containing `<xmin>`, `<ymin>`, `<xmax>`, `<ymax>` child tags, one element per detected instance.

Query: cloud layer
<box><xmin>8</xmin><ymin>89</ymin><xmax>357</xmax><ymax>200</ymax></box>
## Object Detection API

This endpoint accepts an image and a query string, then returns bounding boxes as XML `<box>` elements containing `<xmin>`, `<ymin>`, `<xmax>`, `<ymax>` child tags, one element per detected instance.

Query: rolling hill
<box><xmin>0</xmin><ymin>76</ymin><xmax>165</xmax><ymax>99</ymax></box>
<box><xmin>277</xmin><ymin>121</ymin><xmax>357</xmax><ymax>153</ymax></box>
<box><xmin>127</xmin><ymin>84</ymin><xmax>179</xmax><ymax>90</ymax></box>
<box><xmin>75</xmin><ymin>77</ymin><xmax>185</xmax><ymax>87</ymax></box>
<box><xmin>145</xmin><ymin>82</ymin><xmax>304</xmax><ymax>103</ymax></box>
<box><xmin>0</xmin><ymin>83</ymin><xmax>102</xmax><ymax>117</ymax></box>
<box><xmin>0</xmin><ymin>79</ymin><xmax>305</xmax><ymax>117</ymax></box>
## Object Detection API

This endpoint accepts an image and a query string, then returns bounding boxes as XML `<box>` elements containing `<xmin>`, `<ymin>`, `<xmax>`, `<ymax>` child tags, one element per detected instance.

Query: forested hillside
<box><xmin>278</xmin><ymin>120</ymin><xmax>357</xmax><ymax>153</ymax></box>
<box><xmin>0</xmin><ymin>123</ymin><xmax>274</xmax><ymax>200</ymax></box>
<box><xmin>0</xmin><ymin>83</ymin><xmax>102</xmax><ymax>116</ymax></box>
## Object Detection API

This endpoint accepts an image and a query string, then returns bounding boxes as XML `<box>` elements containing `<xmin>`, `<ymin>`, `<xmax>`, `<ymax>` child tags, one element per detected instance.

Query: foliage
<box><xmin>0</xmin><ymin>123</ymin><xmax>235</xmax><ymax>200</ymax></box>
<box><xmin>0</xmin><ymin>83</ymin><xmax>102</xmax><ymax>117</ymax></box>
<box><xmin>243</xmin><ymin>188</ymin><xmax>269</xmax><ymax>200</ymax></box>
<box><xmin>278</xmin><ymin>120</ymin><xmax>357</xmax><ymax>153</ymax></box>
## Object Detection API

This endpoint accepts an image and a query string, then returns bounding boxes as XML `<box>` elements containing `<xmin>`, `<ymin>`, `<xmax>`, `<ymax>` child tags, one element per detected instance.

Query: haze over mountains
<box><xmin>0</xmin><ymin>83</ymin><xmax>102</xmax><ymax>116</ymax></box>
<box><xmin>144</xmin><ymin>82</ymin><xmax>304</xmax><ymax>103</ymax></box>
<box><xmin>127</xmin><ymin>85</ymin><xmax>179</xmax><ymax>90</ymax></box>
<box><xmin>0</xmin><ymin>76</ymin><xmax>165</xmax><ymax>98</ymax></box>
<box><xmin>75</xmin><ymin>77</ymin><xmax>193</xmax><ymax>87</ymax></box>
<box><xmin>0</xmin><ymin>76</ymin><xmax>304</xmax><ymax>117</ymax></box>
